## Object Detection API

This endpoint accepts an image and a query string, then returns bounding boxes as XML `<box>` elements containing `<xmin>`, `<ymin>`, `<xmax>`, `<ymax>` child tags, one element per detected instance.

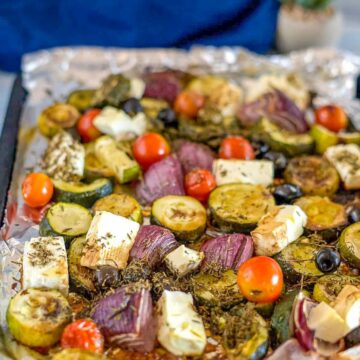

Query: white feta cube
<box><xmin>129</xmin><ymin>77</ymin><xmax>146</xmax><ymax>99</ymax></box>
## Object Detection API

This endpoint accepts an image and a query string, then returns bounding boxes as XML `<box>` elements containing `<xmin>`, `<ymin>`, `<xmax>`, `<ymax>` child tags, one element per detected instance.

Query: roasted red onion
<box><xmin>91</xmin><ymin>286</ymin><xmax>156</xmax><ymax>352</ymax></box>
<box><xmin>136</xmin><ymin>155</ymin><xmax>185</xmax><ymax>204</ymax></box>
<box><xmin>130</xmin><ymin>225</ymin><xmax>179</xmax><ymax>268</ymax></box>
<box><xmin>176</xmin><ymin>141</ymin><xmax>215</xmax><ymax>174</ymax></box>
<box><xmin>266</xmin><ymin>339</ymin><xmax>321</xmax><ymax>360</ymax></box>
<box><xmin>200</xmin><ymin>234</ymin><xmax>254</xmax><ymax>271</ymax></box>
<box><xmin>237</xmin><ymin>89</ymin><xmax>308</xmax><ymax>133</ymax></box>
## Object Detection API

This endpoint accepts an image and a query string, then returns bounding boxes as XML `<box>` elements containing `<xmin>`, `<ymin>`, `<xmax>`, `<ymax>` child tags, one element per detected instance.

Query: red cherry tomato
<box><xmin>219</xmin><ymin>136</ymin><xmax>255</xmax><ymax>160</ymax></box>
<box><xmin>315</xmin><ymin>105</ymin><xmax>348</xmax><ymax>133</ymax></box>
<box><xmin>61</xmin><ymin>319</ymin><xmax>104</xmax><ymax>354</ymax></box>
<box><xmin>237</xmin><ymin>256</ymin><xmax>283</xmax><ymax>303</ymax></box>
<box><xmin>174</xmin><ymin>91</ymin><xmax>204</xmax><ymax>118</ymax></box>
<box><xmin>76</xmin><ymin>108</ymin><xmax>102</xmax><ymax>142</ymax></box>
<box><xmin>184</xmin><ymin>169</ymin><xmax>217</xmax><ymax>202</ymax></box>
<box><xmin>22</xmin><ymin>173</ymin><xmax>53</xmax><ymax>208</ymax></box>
<box><xmin>132</xmin><ymin>132</ymin><xmax>170</xmax><ymax>169</ymax></box>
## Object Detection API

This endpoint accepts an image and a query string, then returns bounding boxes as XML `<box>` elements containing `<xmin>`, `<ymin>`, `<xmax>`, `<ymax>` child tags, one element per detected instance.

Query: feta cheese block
<box><xmin>157</xmin><ymin>290</ymin><xmax>207</xmax><ymax>356</ymax></box>
<box><xmin>164</xmin><ymin>245</ymin><xmax>204</xmax><ymax>277</ymax></box>
<box><xmin>93</xmin><ymin>106</ymin><xmax>147</xmax><ymax>140</ymax></box>
<box><xmin>22</xmin><ymin>236</ymin><xmax>69</xmax><ymax>295</ymax></box>
<box><xmin>213</xmin><ymin>159</ymin><xmax>274</xmax><ymax>187</ymax></box>
<box><xmin>129</xmin><ymin>77</ymin><xmax>146</xmax><ymax>99</ymax></box>
<box><xmin>42</xmin><ymin>131</ymin><xmax>85</xmax><ymax>181</ymax></box>
<box><xmin>251</xmin><ymin>205</ymin><xmax>307</xmax><ymax>256</ymax></box>
<box><xmin>80</xmin><ymin>211</ymin><xmax>140</xmax><ymax>269</ymax></box>
<box><xmin>325</xmin><ymin>144</ymin><xmax>360</xmax><ymax>190</ymax></box>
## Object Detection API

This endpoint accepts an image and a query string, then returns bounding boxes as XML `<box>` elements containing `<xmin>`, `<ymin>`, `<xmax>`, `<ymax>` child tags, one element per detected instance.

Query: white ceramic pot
<box><xmin>277</xmin><ymin>6</ymin><xmax>343</xmax><ymax>53</ymax></box>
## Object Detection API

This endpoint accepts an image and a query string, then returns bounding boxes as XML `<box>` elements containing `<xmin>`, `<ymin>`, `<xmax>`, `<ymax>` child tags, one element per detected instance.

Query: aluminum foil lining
<box><xmin>1</xmin><ymin>46</ymin><xmax>360</xmax><ymax>358</ymax></box>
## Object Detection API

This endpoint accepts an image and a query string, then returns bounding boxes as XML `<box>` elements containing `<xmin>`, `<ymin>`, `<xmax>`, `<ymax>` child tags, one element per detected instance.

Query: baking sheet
<box><xmin>1</xmin><ymin>46</ymin><xmax>360</xmax><ymax>358</ymax></box>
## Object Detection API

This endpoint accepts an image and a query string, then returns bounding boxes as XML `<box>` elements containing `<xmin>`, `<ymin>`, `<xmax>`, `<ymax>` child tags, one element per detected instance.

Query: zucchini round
<box><xmin>284</xmin><ymin>156</ymin><xmax>339</xmax><ymax>196</ymax></box>
<box><xmin>339</xmin><ymin>223</ymin><xmax>360</xmax><ymax>268</ymax></box>
<box><xmin>84</xmin><ymin>142</ymin><xmax>114</xmax><ymax>181</ymax></box>
<box><xmin>68</xmin><ymin>236</ymin><xmax>96</xmax><ymax>295</ymax></box>
<box><xmin>53</xmin><ymin>349</ymin><xmax>104</xmax><ymax>360</ymax></box>
<box><xmin>39</xmin><ymin>202</ymin><xmax>92</xmax><ymax>245</ymax></box>
<box><xmin>274</xmin><ymin>240</ymin><xmax>323</xmax><ymax>284</ymax></box>
<box><xmin>151</xmin><ymin>195</ymin><xmax>206</xmax><ymax>243</ymax></box>
<box><xmin>66</xmin><ymin>89</ymin><xmax>96</xmax><ymax>112</ymax></box>
<box><xmin>6</xmin><ymin>288</ymin><xmax>71</xmax><ymax>347</ymax></box>
<box><xmin>313</xmin><ymin>274</ymin><xmax>360</xmax><ymax>304</ymax></box>
<box><xmin>338</xmin><ymin>131</ymin><xmax>360</xmax><ymax>146</ymax></box>
<box><xmin>310</xmin><ymin>124</ymin><xmax>338</xmax><ymax>154</ymax></box>
<box><xmin>52</xmin><ymin>178</ymin><xmax>113</xmax><ymax>208</ymax></box>
<box><xmin>209</xmin><ymin>183</ymin><xmax>275</xmax><ymax>233</ymax></box>
<box><xmin>92</xmin><ymin>193</ymin><xmax>143</xmax><ymax>223</ymax></box>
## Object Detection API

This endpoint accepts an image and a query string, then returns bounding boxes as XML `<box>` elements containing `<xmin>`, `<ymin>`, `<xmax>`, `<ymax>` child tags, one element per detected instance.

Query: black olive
<box><xmin>251</xmin><ymin>140</ymin><xmax>270</xmax><ymax>159</ymax></box>
<box><xmin>157</xmin><ymin>108</ymin><xmax>178</xmax><ymax>128</ymax></box>
<box><xmin>94</xmin><ymin>265</ymin><xmax>121</xmax><ymax>290</ymax></box>
<box><xmin>349</xmin><ymin>205</ymin><xmax>360</xmax><ymax>223</ymax></box>
<box><xmin>273</xmin><ymin>184</ymin><xmax>302</xmax><ymax>204</ymax></box>
<box><xmin>315</xmin><ymin>248</ymin><xmax>340</xmax><ymax>273</ymax></box>
<box><xmin>122</xmin><ymin>98</ymin><xmax>143</xmax><ymax>116</ymax></box>
<box><xmin>263</xmin><ymin>151</ymin><xmax>288</xmax><ymax>176</ymax></box>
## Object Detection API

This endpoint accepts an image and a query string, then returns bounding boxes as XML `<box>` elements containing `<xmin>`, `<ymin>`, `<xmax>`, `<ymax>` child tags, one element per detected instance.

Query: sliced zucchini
<box><xmin>140</xmin><ymin>97</ymin><xmax>169</xmax><ymax>119</ymax></box>
<box><xmin>6</xmin><ymin>288</ymin><xmax>71</xmax><ymax>347</ymax></box>
<box><xmin>53</xmin><ymin>349</ymin><xmax>104</xmax><ymax>360</ymax></box>
<box><xmin>92</xmin><ymin>193</ymin><xmax>143</xmax><ymax>223</ymax></box>
<box><xmin>67</xmin><ymin>292</ymin><xmax>91</xmax><ymax>319</ymax></box>
<box><xmin>151</xmin><ymin>195</ymin><xmax>206</xmax><ymax>243</ymax></box>
<box><xmin>284</xmin><ymin>156</ymin><xmax>339</xmax><ymax>196</ymax></box>
<box><xmin>191</xmin><ymin>270</ymin><xmax>243</xmax><ymax>308</ymax></box>
<box><xmin>39</xmin><ymin>202</ymin><xmax>92</xmax><ymax>245</ymax></box>
<box><xmin>339</xmin><ymin>223</ymin><xmax>360</xmax><ymax>268</ymax></box>
<box><xmin>52</xmin><ymin>178</ymin><xmax>113</xmax><ymax>208</ymax></box>
<box><xmin>253</xmin><ymin>117</ymin><xmax>314</xmax><ymax>157</ymax></box>
<box><xmin>310</xmin><ymin>124</ymin><xmax>338</xmax><ymax>154</ymax></box>
<box><xmin>274</xmin><ymin>239</ymin><xmax>323</xmax><ymax>284</ymax></box>
<box><xmin>66</xmin><ymin>89</ymin><xmax>95</xmax><ymax>112</ymax></box>
<box><xmin>209</xmin><ymin>183</ymin><xmax>275</xmax><ymax>233</ymax></box>
<box><xmin>338</xmin><ymin>131</ymin><xmax>360</xmax><ymax>145</ymax></box>
<box><xmin>313</xmin><ymin>274</ymin><xmax>360</xmax><ymax>304</ymax></box>
<box><xmin>254</xmin><ymin>302</ymin><xmax>275</xmax><ymax>319</ymax></box>
<box><xmin>294</xmin><ymin>196</ymin><xmax>347</xmax><ymax>239</ymax></box>
<box><xmin>94</xmin><ymin>136</ymin><xmax>140</xmax><ymax>184</ymax></box>
<box><xmin>84</xmin><ymin>142</ymin><xmax>114</xmax><ymax>180</ymax></box>
<box><xmin>223</xmin><ymin>304</ymin><xmax>269</xmax><ymax>360</ymax></box>
<box><xmin>68</xmin><ymin>236</ymin><xmax>96</xmax><ymax>294</ymax></box>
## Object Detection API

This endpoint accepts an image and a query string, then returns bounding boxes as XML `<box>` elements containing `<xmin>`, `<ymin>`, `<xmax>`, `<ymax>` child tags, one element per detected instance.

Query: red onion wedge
<box><xmin>130</xmin><ymin>225</ymin><xmax>179</xmax><ymax>268</ymax></box>
<box><xmin>200</xmin><ymin>234</ymin><xmax>253</xmax><ymax>271</ymax></box>
<box><xmin>91</xmin><ymin>286</ymin><xmax>156</xmax><ymax>352</ymax></box>
<box><xmin>266</xmin><ymin>339</ymin><xmax>321</xmax><ymax>360</ymax></box>
<box><xmin>136</xmin><ymin>155</ymin><xmax>185</xmax><ymax>204</ymax></box>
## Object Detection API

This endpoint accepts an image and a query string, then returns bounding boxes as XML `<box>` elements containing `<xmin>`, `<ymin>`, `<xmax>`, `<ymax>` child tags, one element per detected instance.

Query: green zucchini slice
<box><xmin>274</xmin><ymin>240</ymin><xmax>323</xmax><ymax>284</ymax></box>
<box><xmin>294</xmin><ymin>196</ymin><xmax>347</xmax><ymax>238</ymax></box>
<box><xmin>53</xmin><ymin>349</ymin><xmax>104</xmax><ymax>360</ymax></box>
<box><xmin>209</xmin><ymin>183</ymin><xmax>275</xmax><ymax>233</ymax></box>
<box><xmin>151</xmin><ymin>195</ymin><xmax>206</xmax><ymax>243</ymax></box>
<box><xmin>313</xmin><ymin>274</ymin><xmax>360</xmax><ymax>304</ymax></box>
<box><xmin>253</xmin><ymin>117</ymin><xmax>314</xmax><ymax>157</ymax></box>
<box><xmin>92</xmin><ymin>193</ymin><xmax>143</xmax><ymax>223</ymax></box>
<box><xmin>84</xmin><ymin>142</ymin><xmax>114</xmax><ymax>181</ymax></box>
<box><xmin>6</xmin><ymin>288</ymin><xmax>71</xmax><ymax>347</ymax></box>
<box><xmin>338</xmin><ymin>131</ymin><xmax>360</xmax><ymax>146</ymax></box>
<box><xmin>52</xmin><ymin>178</ymin><xmax>113</xmax><ymax>208</ymax></box>
<box><xmin>284</xmin><ymin>156</ymin><xmax>339</xmax><ymax>196</ymax></box>
<box><xmin>310</xmin><ymin>124</ymin><xmax>338</xmax><ymax>154</ymax></box>
<box><xmin>68</xmin><ymin>236</ymin><xmax>96</xmax><ymax>294</ymax></box>
<box><xmin>191</xmin><ymin>270</ymin><xmax>243</xmax><ymax>308</ymax></box>
<box><xmin>339</xmin><ymin>223</ymin><xmax>360</xmax><ymax>268</ymax></box>
<box><xmin>39</xmin><ymin>202</ymin><xmax>92</xmax><ymax>245</ymax></box>
<box><xmin>66</xmin><ymin>89</ymin><xmax>95</xmax><ymax>112</ymax></box>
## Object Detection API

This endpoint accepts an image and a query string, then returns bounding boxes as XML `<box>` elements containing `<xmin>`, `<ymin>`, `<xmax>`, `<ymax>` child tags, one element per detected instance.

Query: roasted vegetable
<box><xmin>209</xmin><ymin>183</ymin><xmax>275</xmax><ymax>233</ymax></box>
<box><xmin>151</xmin><ymin>195</ymin><xmax>206</xmax><ymax>243</ymax></box>
<box><xmin>7</xmin><ymin>288</ymin><xmax>71</xmax><ymax>347</ymax></box>
<box><xmin>140</xmin><ymin>97</ymin><xmax>169</xmax><ymax>119</ymax></box>
<box><xmin>284</xmin><ymin>156</ymin><xmax>339</xmax><ymax>196</ymax></box>
<box><xmin>67</xmin><ymin>292</ymin><xmax>91</xmax><ymax>319</ymax></box>
<box><xmin>339</xmin><ymin>223</ymin><xmax>360</xmax><ymax>268</ymax></box>
<box><xmin>39</xmin><ymin>202</ymin><xmax>92</xmax><ymax>245</ymax></box>
<box><xmin>84</xmin><ymin>142</ymin><xmax>114</xmax><ymax>180</ymax></box>
<box><xmin>52</xmin><ymin>348</ymin><xmax>104</xmax><ymax>360</ymax></box>
<box><xmin>52</xmin><ymin>178</ymin><xmax>113</xmax><ymax>208</ymax></box>
<box><xmin>92</xmin><ymin>193</ymin><xmax>142</xmax><ymax>223</ymax></box>
<box><xmin>345</xmin><ymin>326</ymin><xmax>360</xmax><ymax>348</ymax></box>
<box><xmin>91</xmin><ymin>286</ymin><xmax>156</xmax><ymax>352</ymax></box>
<box><xmin>66</xmin><ymin>89</ymin><xmax>95</xmax><ymax>112</ymax></box>
<box><xmin>200</xmin><ymin>234</ymin><xmax>253</xmax><ymax>271</ymax></box>
<box><xmin>310</xmin><ymin>124</ymin><xmax>338</xmax><ymax>154</ymax></box>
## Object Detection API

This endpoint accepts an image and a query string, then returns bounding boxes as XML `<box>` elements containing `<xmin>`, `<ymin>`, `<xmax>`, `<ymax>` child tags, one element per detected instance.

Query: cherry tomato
<box><xmin>76</xmin><ymin>108</ymin><xmax>102</xmax><ymax>142</ymax></box>
<box><xmin>315</xmin><ymin>105</ymin><xmax>348</xmax><ymax>133</ymax></box>
<box><xmin>174</xmin><ymin>91</ymin><xmax>204</xmax><ymax>118</ymax></box>
<box><xmin>61</xmin><ymin>319</ymin><xmax>104</xmax><ymax>354</ymax></box>
<box><xmin>237</xmin><ymin>256</ymin><xmax>283</xmax><ymax>303</ymax></box>
<box><xmin>219</xmin><ymin>136</ymin><xmax>255</xmax><ymax>160</ymax></box>
<box><xmin>185</xmin><ymin>169</ymin><xmax>216</xmax><ymax>202</ymax></box>
<box><xmin>22</xmin><ymin>173</ymin><xmax>53</xmax><ymax>208</ymax></box>
<box><xmin>132</xmin><ymin>132</ymin><xmax>170</xmax><ymax>169</ymax></box>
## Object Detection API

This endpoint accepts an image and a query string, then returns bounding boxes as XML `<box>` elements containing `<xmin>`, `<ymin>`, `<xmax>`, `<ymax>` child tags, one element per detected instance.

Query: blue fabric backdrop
<box><xmin>0</xmin><ymin>0</ymin><xmax>279</xmax><ymax>71</ymax></box>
